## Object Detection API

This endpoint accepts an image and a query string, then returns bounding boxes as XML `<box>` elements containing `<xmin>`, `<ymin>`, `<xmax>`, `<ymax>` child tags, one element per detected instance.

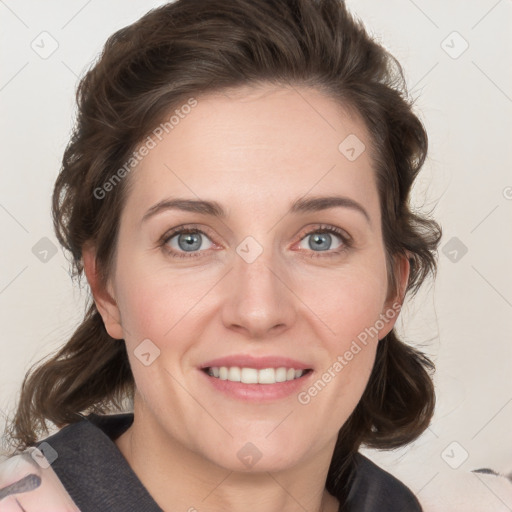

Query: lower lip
<box><xmin>199</xmin><ymin>369</ymin><xmax>314</xmax><ymax>402</ymax></box>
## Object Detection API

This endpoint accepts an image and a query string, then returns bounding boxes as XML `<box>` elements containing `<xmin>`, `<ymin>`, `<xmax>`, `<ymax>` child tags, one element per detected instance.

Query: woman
<box><xmin>1</xmin><ymin>0</ymin><xmax>442</xmax><ymax>510</ymax></box>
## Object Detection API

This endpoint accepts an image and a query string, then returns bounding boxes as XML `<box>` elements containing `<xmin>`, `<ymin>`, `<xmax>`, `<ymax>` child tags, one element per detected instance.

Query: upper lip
<box><xmin>200</xmin><ymin>354</ymin><xmax>313</xmax><ymax>370</ymax></box>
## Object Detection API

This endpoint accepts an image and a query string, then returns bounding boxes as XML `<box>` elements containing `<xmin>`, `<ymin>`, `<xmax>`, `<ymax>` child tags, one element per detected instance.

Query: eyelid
<box><xmin>160</xmin><ymin>223</ymin><xmax>216</xmax><ymax>242</ymax></box>
<box><xmin>294</xmin><ymin>224</ymin><xmax>352</xmax><ymax>245</ymax></box>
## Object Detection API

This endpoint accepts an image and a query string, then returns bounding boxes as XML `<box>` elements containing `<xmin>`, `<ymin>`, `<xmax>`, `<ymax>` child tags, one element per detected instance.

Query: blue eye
<box><xmin>296</xmin><ymin>225</ymin><xmax>351</xmax><ymax>258</ymax></box>
<box><xmin>160</xmin><ymin>224</ymin><xmax>352</xmax><ymax>259</ymax></box>
<box><xmin>299</xmin><ymin>231</ymin><xmax>343</xmax><ymax>252</ymax></box>
<box><xmin>163</xmin><ymin>229</ymin><xmax>213</xmax><ymax>258</ymax></box>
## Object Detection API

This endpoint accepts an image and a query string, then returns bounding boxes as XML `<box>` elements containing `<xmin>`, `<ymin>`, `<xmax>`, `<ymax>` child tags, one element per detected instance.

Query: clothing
<box><xmin>3</xmin><ymin>413</ymin><xmax>422</xmax><ymax>511</ymax></box>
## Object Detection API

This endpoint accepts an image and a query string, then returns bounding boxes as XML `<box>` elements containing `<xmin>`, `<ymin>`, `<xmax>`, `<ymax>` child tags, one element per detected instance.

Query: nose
<box><xmin>220</xmin><ymin>245</ymin><xmax>297</xmax><ymax>339</ymax></box>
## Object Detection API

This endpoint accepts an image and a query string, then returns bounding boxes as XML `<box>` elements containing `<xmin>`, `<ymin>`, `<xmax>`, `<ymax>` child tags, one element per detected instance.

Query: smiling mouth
<box><xmin>202</xmin><ymin>366</ymin><xmax>313</xmax><ymax>384</ymax></box>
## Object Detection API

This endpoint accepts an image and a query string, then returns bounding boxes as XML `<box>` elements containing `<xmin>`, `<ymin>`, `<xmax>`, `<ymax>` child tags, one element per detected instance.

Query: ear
<box><xmin>82</xmin><ymin>242</ymin><xmax>124</xmax><ymax>340</ymax></box>
<box><xmin>378</xmin><ymin>252</ymin><xmax>411</xmax><ymax>340</ymax></box>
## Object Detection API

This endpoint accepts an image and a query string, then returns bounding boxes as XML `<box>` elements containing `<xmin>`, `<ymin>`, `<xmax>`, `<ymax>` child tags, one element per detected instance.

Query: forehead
<box><xmin>123</xmin><ymin>84</ymin><xmax>379</xmax><ymax>221</ymax></box>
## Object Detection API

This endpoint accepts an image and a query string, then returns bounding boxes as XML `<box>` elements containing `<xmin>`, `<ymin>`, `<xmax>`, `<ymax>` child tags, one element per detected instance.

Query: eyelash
<box><xmin>159</xmin><ymin>224</ymin><xmax>353</xmax><ymax>260</ymax></box>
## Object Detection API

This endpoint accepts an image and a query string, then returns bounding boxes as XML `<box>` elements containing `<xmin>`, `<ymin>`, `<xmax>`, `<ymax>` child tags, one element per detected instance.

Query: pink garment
<box><xmin>0</xmin><ymin>447</ymin><xmax>80</xmax><ymax>511</ymax></box>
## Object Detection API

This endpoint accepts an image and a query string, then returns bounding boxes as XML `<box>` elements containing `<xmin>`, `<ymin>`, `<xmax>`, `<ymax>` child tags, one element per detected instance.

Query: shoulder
<box><xmin>29</xmin><ymin>413</ymin><xmax>162</xmax><ymax>511</ymax></box>
<box><xmin>347</xmin><ymin>453</ymin><xmax>422</xmax><ymax>512</ymax></box>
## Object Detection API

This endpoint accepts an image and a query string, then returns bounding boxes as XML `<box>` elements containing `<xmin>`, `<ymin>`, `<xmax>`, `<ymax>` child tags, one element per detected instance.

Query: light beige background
<box><xmin>1</xmin><ymin>0</ymin><xmax>511</xmax><ymax>507</ymax></box>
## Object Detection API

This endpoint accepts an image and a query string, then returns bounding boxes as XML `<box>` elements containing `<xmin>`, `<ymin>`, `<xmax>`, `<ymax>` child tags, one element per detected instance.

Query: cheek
<box><xmin>300</xmin><ymin>266</ymin><xmax>386</xmax><ymax>396</ymax></box>
<box><xmin>116</xmin><ymin>253</ymin><xmax>389</xmax><ymax>338</ymax></box>
<box><xmin>301</xmin><ymin>265</ymin><xmax>388</xmax><ymax>344</ymax></box>
<box><xmin>303</xmin><ymin>275</ymin><xmax>382</xmax><ymax>425</ymax></box>
<box><xmin>114</xmin><ymin>258</ymin><xmax>214</xmax><ymax>343</ymax></box>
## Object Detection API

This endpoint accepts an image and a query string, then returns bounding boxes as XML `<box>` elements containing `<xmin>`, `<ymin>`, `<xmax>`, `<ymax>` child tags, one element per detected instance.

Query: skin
<box><xmin>83</xmin><ymin>84</ymin><xmax>409</xmax><ymax>512</ymax></box>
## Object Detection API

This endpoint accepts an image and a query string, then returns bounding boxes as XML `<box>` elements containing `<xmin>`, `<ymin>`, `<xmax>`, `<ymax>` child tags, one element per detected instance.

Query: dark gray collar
<box><xmin>42</xmin><ymin>413</ymin><xmax>420</xmax><ymax>512</ymax></box>
<box><xmin>46</xmin><ymin>412</ymin><xmax>162</xmax><ymax>511</ymax></box>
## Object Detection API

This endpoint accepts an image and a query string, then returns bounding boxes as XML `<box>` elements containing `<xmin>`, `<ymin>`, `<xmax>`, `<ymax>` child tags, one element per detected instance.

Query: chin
<box><xmin>203</xmin><ymin>436</ymin><xmax>310</xmax><ymax>474</ymax></box>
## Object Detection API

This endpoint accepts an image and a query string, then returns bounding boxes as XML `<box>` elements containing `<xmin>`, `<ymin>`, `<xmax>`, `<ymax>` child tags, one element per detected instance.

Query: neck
<box><xmin>114</xmin><ymin>396</ymin><xmax>340</xmax><ymax>512</ymax></box>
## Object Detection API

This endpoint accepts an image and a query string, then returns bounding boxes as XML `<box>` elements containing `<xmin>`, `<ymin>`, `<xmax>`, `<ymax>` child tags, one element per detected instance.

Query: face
<box><xmin>87</xmin><ymin>84</ymin><xmax>407</xmax><ymax>473</ymax></box>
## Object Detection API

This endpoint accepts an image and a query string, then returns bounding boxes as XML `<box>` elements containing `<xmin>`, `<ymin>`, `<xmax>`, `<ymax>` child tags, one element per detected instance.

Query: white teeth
<box><xmin>228</xmin><ymin>366</ymin><xmax>241</xmax><ymax>382</ymax></box>
<box><xmin>275</xmin><ymin>367</ymin><xmax>287</xmax><ymax>382</ymax></box>
<box><xmin>258</xmin><ymin>368</ymin><xmax>275</xmax><ymax>384</ymax></box>
<box><xmin>206</xmin><ymin>366</ymin><xmax>306</xmax><ymax>384</ymax></box>
<box><xmin>241</xmin><ymin>368</ymin><xmax>258</xmax><ymax>384</ymax></box>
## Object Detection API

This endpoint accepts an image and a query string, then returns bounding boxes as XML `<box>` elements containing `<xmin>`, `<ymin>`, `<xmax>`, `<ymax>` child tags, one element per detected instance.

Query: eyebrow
<box><xmin>141</xmin><ymin>195</ymin><xmax>371</xmax><ymax>225</ymax></box>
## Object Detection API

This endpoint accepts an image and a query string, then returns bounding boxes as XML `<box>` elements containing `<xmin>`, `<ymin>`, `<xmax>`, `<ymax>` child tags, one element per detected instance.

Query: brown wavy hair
<box><xmin>3</xmin><ymin>0</ymin><xmax>442</xmax><ymax>508</ymax></box>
